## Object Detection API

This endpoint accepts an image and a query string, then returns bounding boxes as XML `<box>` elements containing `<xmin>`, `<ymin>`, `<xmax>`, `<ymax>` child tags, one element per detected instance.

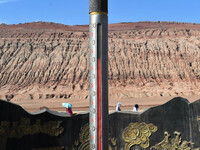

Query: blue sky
<box><xmin>0</xmin><ymin>0</ymin><xmax>200</xmax><ymax>25</ymax></box>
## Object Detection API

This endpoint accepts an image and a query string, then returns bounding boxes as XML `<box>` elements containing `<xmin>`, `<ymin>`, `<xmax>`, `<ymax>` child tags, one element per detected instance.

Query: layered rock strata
<box><xmin>0</xmin><ymin>21</ymin><xmax>200</xmax><ymax>102</ymax></box>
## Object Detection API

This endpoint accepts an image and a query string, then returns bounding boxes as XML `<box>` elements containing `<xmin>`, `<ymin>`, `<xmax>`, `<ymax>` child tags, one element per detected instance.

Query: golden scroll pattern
<box><xmin>150</xmin><ymin>131</ymin><xmax>200</xmax><ymax>150</ymax></box>
<box><xmin>72</xmin><ymin>123</ymin><xmax>117</xmax><ymax>150</ymax></box>
<box><xmin>122</xmin><ymin>122</ymin><xmax>158</xmax><ymax>149</ymax></box>
<box><xmin>73</xmin><ymin>123</ymin><xmax>90</xmax><ymax>150</ymax></box>
<box><xmin>0</xmin><ymin>118</ymin><xmax>64</xmax><ymax>150</ymax></box>
<box><xmin>198</xmin><ymin>116</ymin><xmax>200</xmax><ymax>133</ymax></box>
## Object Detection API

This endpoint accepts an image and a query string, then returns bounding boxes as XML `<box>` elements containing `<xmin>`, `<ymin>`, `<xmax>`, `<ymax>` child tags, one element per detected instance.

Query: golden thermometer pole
<box><xmin>89</xmin><ymin>0</ymin><xmax>108</xmax><ymax>149</ymax></box>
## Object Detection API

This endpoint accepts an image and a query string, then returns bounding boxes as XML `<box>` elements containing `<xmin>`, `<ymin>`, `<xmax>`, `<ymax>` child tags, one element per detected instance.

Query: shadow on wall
<box><xmin>0</xmin><ymin>97</ymin><xmax>200</xmax><ymax>149</ymax></box>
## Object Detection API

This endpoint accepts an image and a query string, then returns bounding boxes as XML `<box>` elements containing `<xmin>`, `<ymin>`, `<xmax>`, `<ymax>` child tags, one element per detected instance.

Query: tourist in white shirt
<box><xmin>133</xmin><ymin>104</ymin><xmax>139</xmax><ymax>112</ymax></box>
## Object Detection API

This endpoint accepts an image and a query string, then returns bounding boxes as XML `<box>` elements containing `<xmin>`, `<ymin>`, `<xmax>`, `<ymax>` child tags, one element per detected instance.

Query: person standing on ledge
<box><xmin>62</xmin><ymin>103</ymin><xmax>73</xmax><ymax>116</ymax></box>
<box><xmin>116</xmin><ymin>102</ymin><xmax>122</xmax><ymax>111</ymax></box>
<box><xmin>133</xmin><ymin>104</ymin><xmax>139</xmax><ymax>112</ymax></box>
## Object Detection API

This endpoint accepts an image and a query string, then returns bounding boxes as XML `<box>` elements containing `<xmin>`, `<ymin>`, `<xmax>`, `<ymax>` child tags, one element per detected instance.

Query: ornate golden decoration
<box><xmin>197</xmin><ymin>116</ymin><xmax>200</xmax><ymax>133</ymax></box>
<box><xmin>0</xmin><ymin>118</ymin><xmax>64</xmax><ymax>150</ymax></box>
<box><xmin>109</xmin><ymin>136</ymin><xmax>117</xmax><ymax>150</ymax></box>
<box><xmin>77</xmin><ymin>123</ymin><xmax>90</xmax><ymax>150</ymax></box>
<box><xmin>122</xmin><ymin>122</ymin><xmax>158</xmax><ymax>149</ymax></box>
<box><xmin>150</xmin><ymin>131</ymin><xmax>199</xmax><ymax>150</ymax></box>
<box><xmin>72</xmin><ymin>123</ymin><xmax>117</xmax><ymax>150</ymax></box>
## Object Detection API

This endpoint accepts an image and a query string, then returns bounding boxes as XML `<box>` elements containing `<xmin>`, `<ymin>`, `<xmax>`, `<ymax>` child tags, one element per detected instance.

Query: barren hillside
<box><xmin>0</xmin><ymin>21</ymin><xmax>200</xmax><ymax>111</ymax></box>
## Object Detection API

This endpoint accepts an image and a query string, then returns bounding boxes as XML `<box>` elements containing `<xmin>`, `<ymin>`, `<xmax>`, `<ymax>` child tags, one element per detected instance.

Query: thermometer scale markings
<box><xmin>89</xmin><ymin>1</ymin><xmax>108</xmax><ymax>147</ymax></box>
<box><xmin>90</xmin><ymin>22</ymin><xmax>97</xmax><ymax>149</ymax></box>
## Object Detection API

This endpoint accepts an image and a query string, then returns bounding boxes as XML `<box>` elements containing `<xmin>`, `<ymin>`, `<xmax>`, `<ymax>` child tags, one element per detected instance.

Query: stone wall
<box><xmin>0</xmin><ymin>97</ymin><xmax>200</xmax><ymax>150</ymax></box>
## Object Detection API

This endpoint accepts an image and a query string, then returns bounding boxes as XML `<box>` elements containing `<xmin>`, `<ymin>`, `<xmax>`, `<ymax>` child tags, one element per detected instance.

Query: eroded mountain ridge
<box><xmin>0</xmin><ymin>21</ymin><xmax>200</xmax><ymax>102</ymax></box>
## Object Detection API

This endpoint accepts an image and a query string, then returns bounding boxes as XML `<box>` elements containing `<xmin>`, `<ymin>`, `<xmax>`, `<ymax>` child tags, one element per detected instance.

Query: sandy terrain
<box><xmin>1</xmin><ymin>21</ymin><xmax>200</xmax><ymax>113</ymax></box>
<box><xmin>9</xmin><ymin>93</ymin><xmax>200</xmax><ymax>113</ymax></box>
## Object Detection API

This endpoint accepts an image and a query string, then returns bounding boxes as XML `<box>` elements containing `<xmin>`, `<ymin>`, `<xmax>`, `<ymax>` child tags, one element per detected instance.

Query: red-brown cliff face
<box><xmin>0</xmin><ymin>21</ymin><xmax>200</xmax><ymax>105</ymax></box>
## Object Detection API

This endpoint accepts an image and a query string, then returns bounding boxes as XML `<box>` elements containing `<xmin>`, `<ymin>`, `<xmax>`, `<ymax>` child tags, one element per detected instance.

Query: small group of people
<box><xmin>63</xmin><ymin>101</ymin><xmax>139</xmax><ymax>116</ymax></box>
<box><xmin>116</xmin><ymin>102</ymin><xmax>139</xmax><ymax>112</ymax></box>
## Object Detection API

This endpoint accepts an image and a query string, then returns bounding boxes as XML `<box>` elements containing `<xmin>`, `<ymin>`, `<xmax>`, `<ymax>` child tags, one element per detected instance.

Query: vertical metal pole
<box><xmin>89</xmin><ymin>0</ymin><xmax>108</xmax><ymax>150</ymax></box>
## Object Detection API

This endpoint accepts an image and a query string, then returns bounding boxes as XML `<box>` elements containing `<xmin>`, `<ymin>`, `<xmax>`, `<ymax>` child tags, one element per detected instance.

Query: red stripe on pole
<box><xmin>97</xmin><ymin>59</ymin><xmax>102</xmax><ymax>150</ymax></box>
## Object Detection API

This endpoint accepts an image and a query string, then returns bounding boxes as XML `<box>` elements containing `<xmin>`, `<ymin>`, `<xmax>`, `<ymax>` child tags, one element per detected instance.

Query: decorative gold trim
<box><xmin>198</xmin><ymin>116</ymin><xmax>200</xmax><ymax>133</ymax></box>
<box><xmin>150</xmin><ymin>131</ymin><xmax>199</xmax><ymax>150</ymax></box>
<box><xmin>73</xmin><ymin>123</ymin><xmax>117</xmax><ymax>150</ymax></box>
<box><xmin>90</xmin><ymin>11</ymin><xmax>107</xmax><ymax>15</ymax></box>
<box><xmin>72</xmin><ymin>124</ymin><xmax>90</xmax><ymax>150</ymax></box>
<box><xmin>122</xmin><ymin>122</ymin><xmax>158</xmax><ymax>149</ymax></box>
<box><xmin>0</xmin><ymin>118</ymin><xmax>64</xmax><ymax>150</ymax></box>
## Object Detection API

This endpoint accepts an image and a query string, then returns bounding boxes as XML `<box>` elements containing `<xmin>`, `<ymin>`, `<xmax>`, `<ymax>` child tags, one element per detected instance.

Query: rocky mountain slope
<box><xmin>0</xmin><ymin>21</ymin><xmax>200</xmax><ymax>104</ymax></box>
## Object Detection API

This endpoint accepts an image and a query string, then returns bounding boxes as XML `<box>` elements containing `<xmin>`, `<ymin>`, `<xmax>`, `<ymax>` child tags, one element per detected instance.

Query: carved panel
<box><xmin>74</xmin><ymin>123</ymin><xmax>90</xmax><ymax>150</ymax></box>
<box><xmin>150</xmin><ymin>131</ymin><xmax>200</xmax><ymax>150</ymax></box>
<box><xmin>72</xmin><ymin>123</ymin><xmax>117</xmax><ymax>150</ymax></box>
<box><xmin>0</xmin><ymin>118</ymin><xmax>64</xmax><ymax>150</ymax></box>
<box><xmin>198</xmin><ymin>116</ymin><xmax>200</xmax><ymax>133</ymax></box>
<box><xmin>122</xmin><ymin>122</ymin><xmax>158</xmax><ymax>149</ymax></box>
